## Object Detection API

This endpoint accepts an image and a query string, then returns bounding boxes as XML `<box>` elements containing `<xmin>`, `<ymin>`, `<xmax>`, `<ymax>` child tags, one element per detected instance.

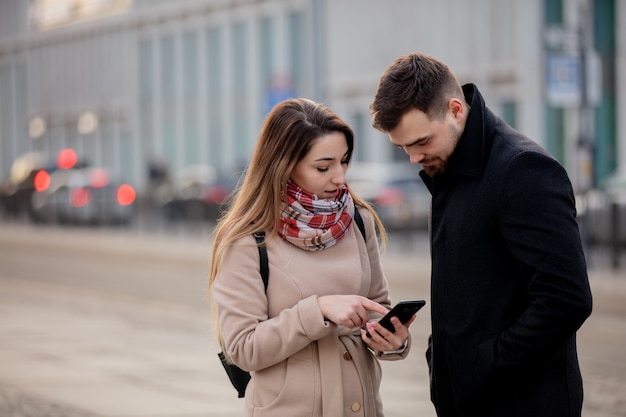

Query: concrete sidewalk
<box><xmin>2</xmin><ymin>221</ymin><xmax>624</xmax><ymax>308</ymax></box>
<box><xmin>0</xmin><ymin>222</ymin><xmax>625</xmax><ymax>417</ymax></box>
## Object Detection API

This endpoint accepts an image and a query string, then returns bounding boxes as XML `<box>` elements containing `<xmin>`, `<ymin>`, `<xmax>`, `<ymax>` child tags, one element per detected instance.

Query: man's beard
<box><xmin>422</xmin><ymin>160</ymin><xmax>448</xmax><ymax>177</ymax></box>
<box><xmin>422</xmin><ymin>123</ymin><xmax>460</xmax><ymax>177</ymax></box>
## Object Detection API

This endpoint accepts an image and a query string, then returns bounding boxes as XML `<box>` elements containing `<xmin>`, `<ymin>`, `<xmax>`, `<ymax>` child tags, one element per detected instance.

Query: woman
<box><xmin>209</xmin><ymin>98</ymin><xmax>414</xmax><ymax>416</ymax></box>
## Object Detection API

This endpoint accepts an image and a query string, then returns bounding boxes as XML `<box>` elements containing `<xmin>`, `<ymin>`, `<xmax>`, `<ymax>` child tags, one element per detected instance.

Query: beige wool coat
<box><xmin>212</xmin><ymin>208</ymin><xmax>411</xmax><ymax>417</ymax></box>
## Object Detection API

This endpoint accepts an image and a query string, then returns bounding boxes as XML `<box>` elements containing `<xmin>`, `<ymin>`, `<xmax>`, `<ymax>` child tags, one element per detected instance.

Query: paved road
<box><xmin>0</xmin><ymin>222</ymin><xmax>624</xmax><ymax>417</ymax></box>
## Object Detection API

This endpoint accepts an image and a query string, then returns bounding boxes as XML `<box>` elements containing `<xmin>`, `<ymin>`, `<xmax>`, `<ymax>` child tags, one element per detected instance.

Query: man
<box><xmin>369</xmin><ymin>52</ymin><xmax>593</xmax><ymax>417</ymax></box>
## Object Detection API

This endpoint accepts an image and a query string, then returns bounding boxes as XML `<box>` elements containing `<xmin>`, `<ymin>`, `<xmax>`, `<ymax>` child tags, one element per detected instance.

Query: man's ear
<box><xmin>448</xmin><ymin>98</ymin><xmax>465</xmax><ymax>120</ymax></box>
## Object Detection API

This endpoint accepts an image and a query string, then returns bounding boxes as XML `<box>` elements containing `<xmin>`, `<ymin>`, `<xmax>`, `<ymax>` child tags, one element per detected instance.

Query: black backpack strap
<box><xmin>353</xmin><ymin>206</ymin><xmax>366</xmax><ymax>241</ymax></box>
<box><xmin>253</xmin><ymin>231</ymin><xmax>269</xmax><ymax>292</ymax></box>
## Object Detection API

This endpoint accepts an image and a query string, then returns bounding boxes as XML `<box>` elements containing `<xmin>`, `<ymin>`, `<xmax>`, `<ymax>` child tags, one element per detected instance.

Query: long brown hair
<box><xmin>208</xmin><ymin>98</ymin><xmax>386</xmax><ymax>339</ymax></box>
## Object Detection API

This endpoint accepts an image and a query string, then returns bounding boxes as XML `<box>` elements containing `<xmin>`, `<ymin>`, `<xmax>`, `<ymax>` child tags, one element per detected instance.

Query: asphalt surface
<box><xmin>0</xmin><ymin>221</ymin><xmax>625</xmax><ymax>417</ymax></box>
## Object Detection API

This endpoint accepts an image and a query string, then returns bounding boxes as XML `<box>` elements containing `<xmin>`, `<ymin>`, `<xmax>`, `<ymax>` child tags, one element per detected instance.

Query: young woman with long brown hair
<box><xmin>209</xmin><ymin>98</ymin><xmax>415</xmax><ymax>416</ymax></box>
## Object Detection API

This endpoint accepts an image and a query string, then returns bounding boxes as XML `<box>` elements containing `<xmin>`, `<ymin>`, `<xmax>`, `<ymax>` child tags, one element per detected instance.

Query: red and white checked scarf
<box><xmin>278</xmin><ymin>180</ymin><xmax>354</xmax><ymax>251</ymax></box>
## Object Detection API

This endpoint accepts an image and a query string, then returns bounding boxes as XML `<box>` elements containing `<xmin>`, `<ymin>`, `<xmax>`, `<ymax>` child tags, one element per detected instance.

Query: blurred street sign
<box><xmin>546</xmin><ymin>53</ymin><xmax>581</xmax><ymax>107</ymax></box>
<box><xmin>546</xmin><ymin>51</ymin><xmax>602</xmax><ymax>108</ymax></box>
<box><xmin>263</xmin><ymin>72</ymin><xmax>295</xmax><ymax>115</ymax></box>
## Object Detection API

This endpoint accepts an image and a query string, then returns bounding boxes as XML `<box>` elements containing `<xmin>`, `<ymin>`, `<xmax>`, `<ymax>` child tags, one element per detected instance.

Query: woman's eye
<box><xmin>317</xmin><ymin>167</ymin><xmax>329</xmax><ymax>173</ymax></box>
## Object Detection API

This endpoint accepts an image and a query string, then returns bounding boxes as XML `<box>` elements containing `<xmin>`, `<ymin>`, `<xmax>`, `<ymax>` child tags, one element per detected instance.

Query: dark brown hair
<box><xmin>370</xmin><ymin>52</ymin><xmax>463</xmax><ymax>132</ymax></box>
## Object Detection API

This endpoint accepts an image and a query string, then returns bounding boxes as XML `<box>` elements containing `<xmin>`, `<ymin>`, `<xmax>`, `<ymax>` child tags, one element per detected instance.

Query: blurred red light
<box><xmin>375</xmin><ymin>188</ymin><xmax>404</xmax><ymax>206</ymax></box>
<box><xmin>209</xmin><ymin>185</ymin><xmax>230</xmax><ymax>204</ymax></box>
<box><xmin>200</xmin><ymin>185</ymin><xmax>230</xmax><ymax>204</ymax></box>
<box><xmin>117</xmin><ymin>184</ymin><xmax>136</xmax><ymax>206</ymax></box>
<box><xmin>56</xmin><ymin>148</ymin><xmax>78</xmax><ymax>169</ymax></box>
<box><xmin>89</xmin><ymin>168</ymin><xmax>110</xmax><ymax>188</ymax></box>
<box><xmin>70</xmin><ymin>188</ymin><xmax>91</xmax><ymax>207</ymax></box>
<box><xmin>33</xmin><ymin>170</ymin><xmax>50</xmax><ymax>192</ymax></box>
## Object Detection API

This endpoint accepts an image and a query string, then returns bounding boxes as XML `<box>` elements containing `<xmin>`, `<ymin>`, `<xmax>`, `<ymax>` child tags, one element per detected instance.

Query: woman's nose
<box><xmin>333</xmin><ymin>168</ymin><xmax>346</xmax><ymax>184</ymax></box>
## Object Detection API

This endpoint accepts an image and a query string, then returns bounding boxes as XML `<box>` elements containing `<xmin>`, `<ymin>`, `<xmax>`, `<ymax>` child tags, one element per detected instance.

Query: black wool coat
<box><xmin>420</xmin><ymin>84</ymin><xmax>593</xmax><ymax>417</ymax></box>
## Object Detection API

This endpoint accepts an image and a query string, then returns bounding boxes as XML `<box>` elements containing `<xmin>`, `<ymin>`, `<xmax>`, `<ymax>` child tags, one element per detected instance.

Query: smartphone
<box><xmin>366</xmin><ymin>300</ymin><xmax>426</xmax><ymax>338</ymax></box>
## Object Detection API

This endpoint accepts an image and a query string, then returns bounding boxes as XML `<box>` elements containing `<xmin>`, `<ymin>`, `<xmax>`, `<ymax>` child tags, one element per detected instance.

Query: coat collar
<box><xmin>420</xmin><ymin>84</ymin><xmax>493</xmax><ymax>191</ymax></box>
<box><xmin>447</xmin><ymin>83</ymin><xmax>489</xmax><ymax>179</ymax></box>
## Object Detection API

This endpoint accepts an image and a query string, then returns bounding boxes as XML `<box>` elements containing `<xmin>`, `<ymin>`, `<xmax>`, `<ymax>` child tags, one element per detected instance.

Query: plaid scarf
<box><xmin>278</xmin><ymin>180</ymin><xmax>354</xmax><ymax>251</ymax></box>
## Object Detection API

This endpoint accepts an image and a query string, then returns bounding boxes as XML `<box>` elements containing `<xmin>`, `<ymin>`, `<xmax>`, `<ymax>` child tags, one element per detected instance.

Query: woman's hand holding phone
<box><xmin>361</xmin><ymin>300</ymin><xmax>426</xmax><ymax>351</ymax></box>
<box><xmin>362</xmin><ymin>315</ymin><xmax>415</xmax><ymax>351</ymax></box>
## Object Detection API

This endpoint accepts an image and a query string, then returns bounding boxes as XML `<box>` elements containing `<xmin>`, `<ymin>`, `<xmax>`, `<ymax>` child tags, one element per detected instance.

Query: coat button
<box><xmin>343</xmin><ymin>351</ymin><xmax>352</xmax><ymax>360</ymax></box>
<box><xmin>351</xmin><ymin>402</ymin><xmax>361</xmax><ymax>412</ymax></box>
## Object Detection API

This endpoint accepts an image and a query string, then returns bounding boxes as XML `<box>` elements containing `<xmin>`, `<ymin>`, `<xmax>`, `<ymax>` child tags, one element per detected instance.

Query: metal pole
<box><xmin>610</xmin><ymin>200</ymin><xmax>620</xmax><ymax>269</ymax></box>
<box><xmin>578</xmin><ymin>1</ymin><xmax>595</xmax><ymax>191</ymax></box>
<box><xmin>577</xmin><ymin>1</ymin><xmax>596</xmax><ymax>267</ymax></box>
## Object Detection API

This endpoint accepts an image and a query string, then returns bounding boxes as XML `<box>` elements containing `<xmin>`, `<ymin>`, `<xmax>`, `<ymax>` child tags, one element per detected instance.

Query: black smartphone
<box><xmin>366</xmin><ymin>300</ymin><xmax>426</xmax><ymax>338</ymax></box>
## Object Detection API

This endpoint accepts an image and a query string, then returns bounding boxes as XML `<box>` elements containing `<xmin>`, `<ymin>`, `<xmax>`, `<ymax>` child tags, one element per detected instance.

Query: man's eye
<box><xmin>414</xmin><ymin>138</ymin><xmax>431</xmax><ymax>147</ymax></box>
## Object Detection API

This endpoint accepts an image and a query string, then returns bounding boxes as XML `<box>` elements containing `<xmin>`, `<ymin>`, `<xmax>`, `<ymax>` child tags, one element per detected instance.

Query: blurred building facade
<box><xmin>0</xmin><ymin>0</ymin><xmax>623</xmax><ymax>194</ymax></box>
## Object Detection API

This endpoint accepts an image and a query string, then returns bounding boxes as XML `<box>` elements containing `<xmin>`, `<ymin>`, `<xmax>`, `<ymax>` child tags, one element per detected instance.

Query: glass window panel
<box><xmin>232</xmin><ymin>22</ymin><xmax>248</xmax><ymax>163</ymax></box>
<box><xmin>288</xmin><ymin>11</ymin><xmax>304</xmax><ymax>95</ymax></box>
<box><xmin>351</xmin><ymin>112</ymin><xmax>365</xmax><ymax>162</ymax></box>
<box><xmin>207</xmin><ymin>27</ymin><xmax>222</xmax><ymax>169</ymax></box>
<box><xmin>160</xmin><ymin>35</ymin><xmax>177</xmax><ymax>168</ymax></box>
<box><xmin>15</xmin><ymin>61</ymin><xmax>28</xmax><ymax>156</ymax></box>
<box><xmin>138</xmin><ymin>39</ymin><xmax>154</xmax><ymax>163</ymax></box>
<box><xmin>259</xmin><ymin>16</ymin><xmax>273</xmax><ymax>95</ymax></box>
<box><xmin>490</xmin><ymin>0</ymin><xmax>514</xmax><ymax>62</ymax></box>
<box><xmin>544</xmin><ymin>105</ymin><xmax>565</xmax><ymax>164</ymax></box>
<box><xmin>0</xmin><ymin>63</ymin><xmax>14</xmax><ymax>176</ymax></box>
<box><xmin>183</xmin><ymin>31</ymin><xmax>200</xmax><ymax>166</ymax></box>
<box><xmin>544</xmin><ymin>0</ymin><xmax>563</xmax><ymax>24</ymax></box>
<box><xmin>501</xmin><ymin>101</ymin><xmax>517</xmax><ymax>129</ymax></box>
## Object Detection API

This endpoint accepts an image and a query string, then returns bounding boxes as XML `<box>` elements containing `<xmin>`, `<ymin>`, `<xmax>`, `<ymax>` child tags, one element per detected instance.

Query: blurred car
<box><xmin>347</xmin><ymin>162</ymin><xmax>430</xmax><ymax>230</ymax></box>
<box><xmin>0</xmin><ymin>150</ymin><xmax>88</xmax><ymax>219</ymax></box>
<box><xmin>156</xmin><ymin>164</ymin><xmax>233</xmax><ymax>221</ymax></box>
<box><xmin>0</xmin><ymin>152</ymin><xmax>54</xmax><ymax>217</ymax></box>
<box><xmin>30</xmin><ymin>167</ymin><xmax>136</xmax><ymax>225</ymax></box>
